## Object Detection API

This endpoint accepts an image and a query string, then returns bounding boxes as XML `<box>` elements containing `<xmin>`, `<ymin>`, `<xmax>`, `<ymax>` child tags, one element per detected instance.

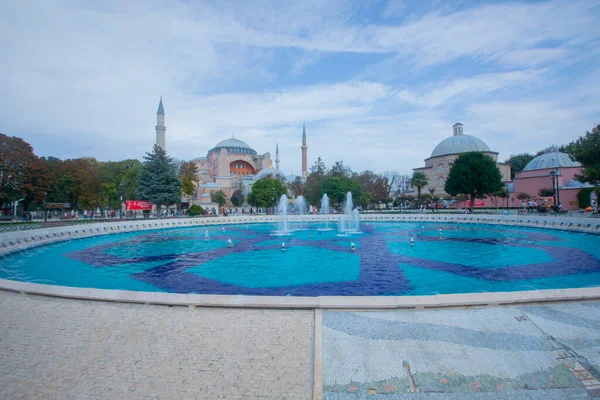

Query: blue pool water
<box><xmin>2</xmin><ymin>222</ymin><xmax>600</xmax><ymax>296</ymax></box>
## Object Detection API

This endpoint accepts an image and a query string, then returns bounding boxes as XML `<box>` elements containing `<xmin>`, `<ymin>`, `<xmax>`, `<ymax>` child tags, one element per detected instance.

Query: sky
<box><xmin>1</xmin><ymin>0</ymin><xmax>599</xmax><ymax>175</ymax></box>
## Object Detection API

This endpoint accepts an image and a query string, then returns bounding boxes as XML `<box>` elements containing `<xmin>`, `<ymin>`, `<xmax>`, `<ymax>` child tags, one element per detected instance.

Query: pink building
<box><xmin>510</xmin><ymin>147</ymin><xmax>592</xmax><ymax>211</ymax></box>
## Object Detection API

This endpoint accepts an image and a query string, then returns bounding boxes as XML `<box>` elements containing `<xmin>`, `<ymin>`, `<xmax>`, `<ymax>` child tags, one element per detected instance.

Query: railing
<box><xmin>0</xmin><ymin>224</ymin><xmax>44</xmax><ymax>233</ymax></box>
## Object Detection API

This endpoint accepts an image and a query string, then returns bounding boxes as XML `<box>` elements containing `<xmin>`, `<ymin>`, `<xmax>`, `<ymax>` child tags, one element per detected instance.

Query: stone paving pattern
<box><xmin>0</xmin><ymin>291</ymin><xmax>314</xmax><ymax>400</ymax></box>
<box><xmin>323</xmin><ymin>301</ymin><xmax>600</xmax><ymax>399</ymax></box>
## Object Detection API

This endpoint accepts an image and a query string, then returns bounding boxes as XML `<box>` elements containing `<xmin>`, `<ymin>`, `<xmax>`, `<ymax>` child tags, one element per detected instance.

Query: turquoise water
<box><xmin>1</xmin><ymin>222</ymin><xmax>600</xmax><ymax>296</ymax></box>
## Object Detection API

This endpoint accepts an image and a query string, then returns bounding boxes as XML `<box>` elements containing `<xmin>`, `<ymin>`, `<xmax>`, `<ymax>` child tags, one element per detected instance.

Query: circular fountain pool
<box><xmin>2</xmin><ymin>222</ymin><xmax>600</xmax><ymax>296</ymax></box>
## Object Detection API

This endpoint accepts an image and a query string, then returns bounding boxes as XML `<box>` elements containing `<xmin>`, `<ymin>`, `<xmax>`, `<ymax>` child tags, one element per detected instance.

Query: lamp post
<box><xmin>549</xmin><ymin>170</ymin><xmax>558</xmax><ymax>211</ymax></box>
<box><xmin>119</xmin><ymin>183</ymin><xmax>125</xmax><ymax>219</ymax></box>
<box><xmin>43</xmin><ymin>192</ymin><xmax>47</xmax><ymax>222</ymax></box>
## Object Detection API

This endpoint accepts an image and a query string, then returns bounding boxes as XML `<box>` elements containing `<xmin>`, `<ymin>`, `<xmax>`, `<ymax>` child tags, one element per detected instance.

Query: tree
<box><xmin>330</xmin><ymin>161</ymin><xmax>352</xmax><ymax>178</ymax></box>
<box><xmin>188</xmin><ymin>204</ymin><xmax>204</xmax><ymax>216</ymax></box>
<box><xmin>288</xmin><ymin>176</ymin><xmax>305</xmax><ymax>197</ymax></box>
<box><xmin>22</xmin><ymin>157</ymin><xmax>53</xmax><ymax>212</ymax></box>
<box><xmin>230</xmin><ymin>189</ymin><xmax>245</xmax><ymax>207</ymax></box>
<box><xmin>211</xmin><ymin>190</ymin><xmax>227</xmax><ymax>208</ymax></box>
<box><xmin>136</xmin><ymin>145</ymin><xmax>181</xmax><ymax>215</ymax></box>
<box><xmin>303</xmin><ymin>173</ymin><xmax>323</xmax><ymax>206</ymax></box>
<box><xmin>562</xmin><ymin>124</ymin><xmax>600</xmax><ymax>184</ymax></box>
<box><xmin>309</xmin><ymin>157</ymin><xmax>328</xmax><ymax>177</ymax></box>
<box><xmin>516</xmin><ymin>192</ymin><xmax>530</xmax><ymax>201</ymax></box>
<box><xmin>445</xmin><ymin>152</ymin><xmax>502</xmax><ymax>212</ymax></box>
<box><xmin>505</xmin><ymin>153</ymin><xmax>535</xmax><ymax>179</ymax></box>
<box><xmin>321</xmin><ymin>176</ymin><xmax>364</xmax><ymax>208</ymax></box>
<box><xmin>383</xmin><ymin>171</ymin><xmax>411</xmax><ymax>199</ymax></box>
<box><xmin>354</xmin><ymin>170</ymin><xmax>389</xmax><ymax>206</ymax></box>
<box><xmin>179</xmin><ymin>161</ymin><xmax>199</xmax><ymax>197</ymax></box>
<box><xmin>247</xmin><ymin>177</ymin><xmax>287</xmax><ymax>210</ymax></box>
<box><xmin>0</xmin><ymin>134</ymin><xmax>39</xmax><ymax>208</ymax></box>
<box><xmin>487</xmin><ymin>189</ymin><xmax>509</xmax><ymax>209</ymax></box>
<box><xmin>411</xmin><ymin>171</ymin><xmax>429</xmax><ymax>206</ymax></box>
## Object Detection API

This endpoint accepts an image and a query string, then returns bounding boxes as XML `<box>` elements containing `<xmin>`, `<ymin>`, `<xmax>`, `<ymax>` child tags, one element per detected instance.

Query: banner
<box><xmin>46</xmin><ymin>202</ymin><xmax>70</xmax><ymax>209</ymax></box>
<box><xmin>466</xmin><ymin>199</ymin><xmax>485</xmax><ymax>207</ymax></box>
<box><xmin>126</xmin><ymin>200</ymin><xmax>153</xmax><ymax>211</ymax></box>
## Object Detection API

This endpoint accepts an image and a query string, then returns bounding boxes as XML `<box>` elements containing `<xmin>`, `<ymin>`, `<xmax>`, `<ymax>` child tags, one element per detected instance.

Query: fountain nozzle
<box><xmin>227</xmin><ymin>239</ymin><xmax>232</xmax><ymax>248</ymax></box>
<box><xmin>351</xmin><ymin>242</ymin><xmax>356</xmax><ymax>251</ymax></box>
<box><xmin>281</xmin><ymin>242</ymin><xmax>286</xmax><ymax>252</ymax></box>
<box><xmin>410</xmin><ymin>238</ymin><xmax>415</xmax><ymax>247</ymax></box>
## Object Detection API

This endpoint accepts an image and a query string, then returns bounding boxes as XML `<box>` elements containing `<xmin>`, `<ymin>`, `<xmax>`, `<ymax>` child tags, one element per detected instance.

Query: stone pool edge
<box><xmin>1</xmin><ymin>279</ymin><xmax>598</xmax><ymax>309</ymax></box>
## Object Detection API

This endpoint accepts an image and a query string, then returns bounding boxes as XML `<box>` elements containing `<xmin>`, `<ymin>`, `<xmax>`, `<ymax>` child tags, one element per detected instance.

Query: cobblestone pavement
<box><xmin>323</xmin><ymin>301</ymin><xmax>600</xmax><ymax>399</ymax></box>
<box><xmin>0</xmin><ymin>291</ymin><xmax>314</xmax><ymax>400</ymax></box>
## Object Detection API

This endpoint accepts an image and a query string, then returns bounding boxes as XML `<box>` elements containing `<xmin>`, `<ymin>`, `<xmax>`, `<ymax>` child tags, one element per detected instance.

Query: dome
<box><xmin>201</xmin><ymin>193</ymin><xmax>210</xmax><ymax>197</ymax></box>
<box><xmin>208</xmin><ymin>138</ymin><xmax>257</xmax><ymax>156</ymax></box>
<box><xmin>431</xmin><ymin>135</ymin><xmax>491</xmax><ymax>158</ymax></box>
<box><xmin>563</xmin><ymin>179</ymin><xmax>592</xmax><ymax>189</ymax></box>
<box><xmin>523</xmin><ymin>148</ymin><xmax>580</xmax><ymax>171</ymax></box>
<box><xmin>255</xmin><ymin>168</ymin><xmax>286</xmax><ymax>181</ymax></box>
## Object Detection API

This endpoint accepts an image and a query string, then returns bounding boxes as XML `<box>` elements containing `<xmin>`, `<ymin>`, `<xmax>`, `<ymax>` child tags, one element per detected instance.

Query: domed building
<box><xmin>414</xmin><ymin>123</ymin><xmax>511</xmax><ymax>205</ymax></box>
<box><xmin>512</xmin><ymin>146</ymin><xmax>587</xmax><ymax>210</ymax></box>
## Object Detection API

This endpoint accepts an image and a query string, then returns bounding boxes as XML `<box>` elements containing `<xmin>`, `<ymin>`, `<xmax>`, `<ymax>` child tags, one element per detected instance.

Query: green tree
<box><xmin>179</xmin><ymin>161</ymin><xmax>199</xmax><ymax>196</ymax></box>
<box><xmin>487</xmin><ymin>188</ymin><xmax>509</xmax><ymax>209</ymax></box>
<box><xmin>188</xmin><ymin>204</ymin><xmax>204</xmax><ymax>217</ymax></box>
<box><xmin>321</xmin><ymin>176</ymin><xmax>364</xmax><ymax>208</ymax></box>
<box><xmin>538</xmin><ymin>188</ymin><xmax>555</xmax><ymax>197</ymax></box>
<box><xmin>505</xmin><ymin>153</ymin><xmax>535</xmax><ymax>179</ymax></box>
<box><xmin>247</xmin><ymin>177</ymin><xmax>287</xmax><ymax>210</ymax></box>
<box><xmin>411</xmin><ymin>171</ymin><xmax>429</xmax><ymax>206</ymax></box>
<box><xmin>562</xmin><ymin>124</ymin><xmax>600</xmax><ymax>184</ymax></box>
<box><xmin>136</xmin><ymin>145</ymin><xmax>181</xmax><ymax>216</ymax></box>
<box><xmin>211</xmin><ymin>190</ymin><xmax>227</xmax><ymax>208</ymax></box>
<box><xmin>288</xmin><ymin>176</ymin><xmax>305</xmax><ymax>197</ymax></box>
<box><xmin>303</xmin><ymin>173</ymin><xmax>323</xmax><ymax>206</ymax></box>
<box><xmin>445</xmin><ymin>152</ymin><xmax>503</xmax><ymax>212</ymax></box>
<box><xmin>230</xmin><ymin>189</ymin><xmax>245</xmax><ymax>207</ymax></box>
<box><xmin>354</xmin><ymin>170</ymin><xmax>389</xmax><ymax>206</ymax></box>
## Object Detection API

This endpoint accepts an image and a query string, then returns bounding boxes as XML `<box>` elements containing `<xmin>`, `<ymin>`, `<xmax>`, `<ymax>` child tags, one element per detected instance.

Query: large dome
<box><xmin>523</xmin><ymin>148</ymin><xmax>580</xmax><ymax>171</ymax></box>
<box><xmin>431</xmin><ymin>135</ymin><xmax>491</xmax><ymax>158</ymax></box>
<box><xmin>208</xmin><ymin>138</ymin><xmax>257</xmax><ymax>156</ymax></box>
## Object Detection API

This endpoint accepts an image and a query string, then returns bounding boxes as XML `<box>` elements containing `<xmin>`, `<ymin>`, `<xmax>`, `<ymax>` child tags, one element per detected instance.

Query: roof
<box><xmin>431</xmin><ymin>134</ymin><xmax>491</xmax><ymax>158</ymax></box>
<box><xmin>523</xmin><ymin>148</ymin><xmax>580</xmax><ymax>171</ymax></box>
<box><xmin>208</xmin><ymin>138</ymin><xmax>257</xmax><ymax>156</ymax></box>
<box><xmin>157</xmin><ymin>97</ymin><xmax>164</xmax><ymax>115</ymax></box>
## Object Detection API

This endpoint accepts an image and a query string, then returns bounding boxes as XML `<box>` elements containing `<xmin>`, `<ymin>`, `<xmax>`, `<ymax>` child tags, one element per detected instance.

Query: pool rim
<box><xmin>1</xmin><ymin>214</ymin><xmax>600</xmax><ymax>308</ymax></box>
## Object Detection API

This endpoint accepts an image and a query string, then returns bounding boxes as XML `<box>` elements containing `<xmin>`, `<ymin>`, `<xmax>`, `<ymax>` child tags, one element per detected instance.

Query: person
<box><xmin>110</xmin><ymin>209</ymin><xmax>115</xmax><ymax>218</ymax></box>
<box><xmin>521</xmin><ymin>201</ymin><xmax>527</xmax><ymax>213</ymax></box>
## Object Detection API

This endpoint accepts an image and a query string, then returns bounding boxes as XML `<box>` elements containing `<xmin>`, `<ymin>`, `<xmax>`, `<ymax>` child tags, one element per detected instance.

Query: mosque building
<box><xmin>414</xmin><ymin>123</ymin><xmax>511</xmax><ymax>207</ymax></box>
<box><xmin>510</xmin><ymin>146</ymin><xmax>592</xmax><ymax>210</ymax></box>
<box><xmin>153</xmin><ymin>98</ymin><xmax>308</xmax><ymax>208</ymax></box>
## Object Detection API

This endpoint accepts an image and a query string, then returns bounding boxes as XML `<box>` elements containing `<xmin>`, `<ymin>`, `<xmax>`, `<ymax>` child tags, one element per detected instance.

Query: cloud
<box><xmin>396</xmin><ymin>69</ymin><xmax>546</xmax><ymax>108</ymax></box>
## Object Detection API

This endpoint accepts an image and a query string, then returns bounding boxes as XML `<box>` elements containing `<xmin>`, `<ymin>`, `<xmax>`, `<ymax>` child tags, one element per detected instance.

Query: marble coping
<box><xmin>1</xmin><ymin>214</ymin><xmax>599</xmax><ymax>309</ymax></box>
<box><xmin>0</xmin><ymin>278</ymin><xmax>598</xmax><ymax>309</ymax></box>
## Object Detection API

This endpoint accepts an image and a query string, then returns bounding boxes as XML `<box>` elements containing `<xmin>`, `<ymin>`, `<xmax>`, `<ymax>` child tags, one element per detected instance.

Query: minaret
<box><xmin>155</xmin><ymin>97</ymin><xmax>166</xmax><ymax>151</ymax></box>
<box><xmin>301</xmin><ymin>123</ymin><xmax>307</xmax><ymax>179</ymax></box>
<box><xmin>275</xmin><ymin>143</ymin><xmax>280</xmax><ymax>170</ymax></box>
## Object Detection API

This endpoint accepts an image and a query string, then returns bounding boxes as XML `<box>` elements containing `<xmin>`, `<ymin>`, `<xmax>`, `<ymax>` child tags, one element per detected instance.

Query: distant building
<box><xmin>511</xmin><ymin>146</ymin><xmax>591</xmax><ymax>210</ymax></box>
<box><xmin>413</xmin><ymin>123</ymin><xmax>511</xmax><ymax>207</ymax></box>
<box><xmin>152</xmin><ymin>98</ymin><xmax>308</xmax><ymax>208</ymax></box>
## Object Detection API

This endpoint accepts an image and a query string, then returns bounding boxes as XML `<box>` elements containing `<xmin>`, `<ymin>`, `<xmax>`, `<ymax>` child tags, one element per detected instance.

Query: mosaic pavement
<box><xmin>323</xmin><ymin>301</ymin><xmax>600</xmax><ymax>399</ymax></box>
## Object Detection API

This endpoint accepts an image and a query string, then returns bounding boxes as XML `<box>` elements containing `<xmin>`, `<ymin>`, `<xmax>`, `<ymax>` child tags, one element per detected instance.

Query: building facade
<box><xmin>414</xmin><ymin>123</ymin><xmax>511</xmax><ymax>206</ymax></box>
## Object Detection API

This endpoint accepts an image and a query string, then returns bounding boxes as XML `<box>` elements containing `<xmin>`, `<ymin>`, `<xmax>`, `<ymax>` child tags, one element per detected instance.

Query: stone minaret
<box><xmin>156</xmin><ymin>97</ymin><xmax>166</xmax><ymax>151</ymax></box>
<box><xmin>301</xmin><ymin>123</ymin><xmax>307</xmax><ymax>179</ymax></box>
<box><xmin>275</xmin><ymin>143</ymin><xmax>280</xmax><ymax>170</ymax></box>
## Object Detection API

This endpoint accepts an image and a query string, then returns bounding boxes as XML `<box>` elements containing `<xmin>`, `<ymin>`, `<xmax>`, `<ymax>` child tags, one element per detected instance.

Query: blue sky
<box><xmin>0</xmin><ymin>0</ymin><xmax>599</xmax><ymax>174</ymax></box>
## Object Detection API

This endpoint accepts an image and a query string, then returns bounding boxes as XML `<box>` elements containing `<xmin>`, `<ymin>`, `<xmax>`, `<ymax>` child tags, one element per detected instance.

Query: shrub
<box><xmin>188</xmin><ymin>204</ymin><xmax>204</xmax><ymax>217</ymax></box>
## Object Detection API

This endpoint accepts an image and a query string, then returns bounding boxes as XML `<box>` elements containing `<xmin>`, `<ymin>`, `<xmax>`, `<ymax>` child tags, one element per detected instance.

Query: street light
<box><xmin>43</xmin><ymin>192</ymin><xmax>47</xmax><ymax>222</ymax></box>
<box><xmin>119</xmin><ymin>183</ymin><xmax>125</xmax><ymax>219</ymax></box>
<box><xmin>549</xmin><ymin>170</ymin><xmax>558</xmax><ymax>211</ymax></box>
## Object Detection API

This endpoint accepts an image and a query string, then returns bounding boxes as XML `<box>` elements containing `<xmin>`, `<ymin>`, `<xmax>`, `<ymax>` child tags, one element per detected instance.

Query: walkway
<box><xmin>0</xmin><ymin>291</ymin><xmax>314</xmax><ymax>399</ymax></box>
<box><xmin>1</xmin><ymin>290</ymin><xmax>600</xmax><ymax>399</ymax></box>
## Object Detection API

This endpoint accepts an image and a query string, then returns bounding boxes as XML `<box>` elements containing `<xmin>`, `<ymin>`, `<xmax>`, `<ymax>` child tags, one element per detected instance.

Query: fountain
<box><xmin>319</xmin><ymin>194</ymin><xmax>332</xmax><ymax>230</ymax></box>
<box><xmin>204</xmin><ymin>230</ymin><xmax>209</xmax><ymax>241</ymax></box>
<box><xmin>295</xmin><ymin>196</ymin><xmax>306</xmax><ymax>230</ymax></box>
<box><xmin>274</xmin><ymin>194</ymin><xmax>290</xmax><ymax>235</ymax></box>
<box><xmin>338</xmin><ymin>192</ymin><xmax>360</xmax><ymax>235</ymax></box>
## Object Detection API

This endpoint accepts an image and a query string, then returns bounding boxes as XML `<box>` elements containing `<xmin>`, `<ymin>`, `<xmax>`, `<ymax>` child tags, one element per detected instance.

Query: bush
<box><xmin>188</xmin><ymin>204</ymin><xmax>204</xmax><ymax>217</ymax></box>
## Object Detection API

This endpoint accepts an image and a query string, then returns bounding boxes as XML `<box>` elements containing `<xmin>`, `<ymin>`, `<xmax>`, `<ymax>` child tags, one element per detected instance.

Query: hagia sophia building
<box><xmin>154</xmin><ymin>98</ymin><xmax>307</xmax><ymax>209</ymax></box>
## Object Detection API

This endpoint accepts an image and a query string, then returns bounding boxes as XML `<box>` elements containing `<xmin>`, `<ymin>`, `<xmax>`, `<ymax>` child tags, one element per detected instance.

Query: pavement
<box><xmin>1</xmin><ymin>290</ymin><xmax>599</xmax><ymax>399</ymax></box>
